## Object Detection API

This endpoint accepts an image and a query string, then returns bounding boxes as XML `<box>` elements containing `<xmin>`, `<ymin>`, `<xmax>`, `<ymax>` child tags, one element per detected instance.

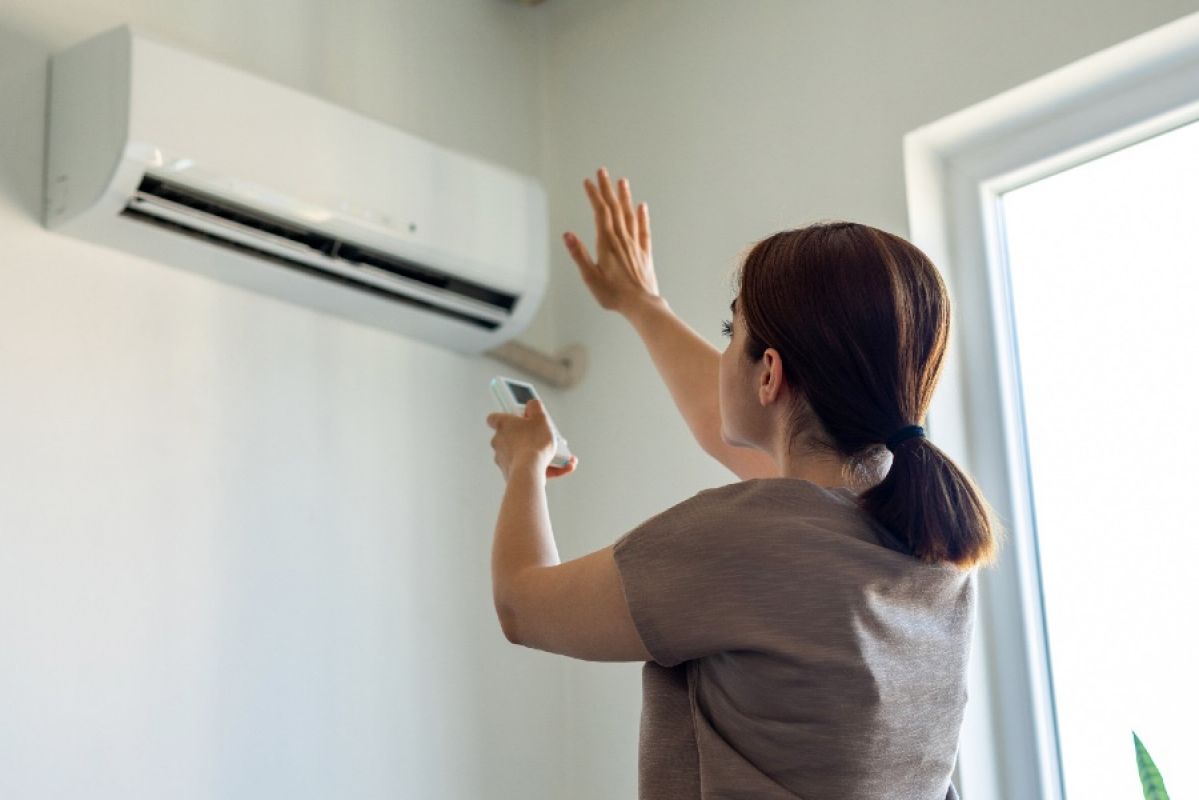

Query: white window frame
<box><xmin>903</xmin><ymin>12</ymin><xmax>1199</xmax><ymax>800</ymax></box>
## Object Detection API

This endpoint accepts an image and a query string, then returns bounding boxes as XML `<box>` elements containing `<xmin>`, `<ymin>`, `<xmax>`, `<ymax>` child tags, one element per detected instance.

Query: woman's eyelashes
<box><xmin>720</xmin><ymin>319</ymin><xmax>733</xmax><ymax>338</ymax></box>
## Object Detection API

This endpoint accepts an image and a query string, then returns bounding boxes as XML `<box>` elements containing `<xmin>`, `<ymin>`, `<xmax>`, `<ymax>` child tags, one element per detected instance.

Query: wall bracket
<box><xmin>484</xmin><ymin>340</ymin><xmax>587</xmax><ymax>389</ymax></box>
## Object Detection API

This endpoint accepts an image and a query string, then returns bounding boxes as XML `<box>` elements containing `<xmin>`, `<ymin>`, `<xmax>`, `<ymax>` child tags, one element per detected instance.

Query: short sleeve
<box><xmin>612</xmin><ymin>488</ymin><xmax>757</xmax><ymax>668</ymax></box>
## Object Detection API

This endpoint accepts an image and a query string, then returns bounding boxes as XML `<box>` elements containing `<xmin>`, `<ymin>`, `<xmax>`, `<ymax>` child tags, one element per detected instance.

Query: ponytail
<box><xmin>859</xmin><ymin>437</ymin><xmax>1000</xmax><ymax>568</ymax></box>
<box><xmin>736</xmin><ymin>222</ymin><xmax>1003</xmax><ymax>569</ymax></box>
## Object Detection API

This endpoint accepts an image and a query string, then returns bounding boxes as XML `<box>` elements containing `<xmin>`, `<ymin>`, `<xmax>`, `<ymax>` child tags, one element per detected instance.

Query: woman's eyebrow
<box><xmin>729</xmin><ymin>298</ymin><xmax>737</xmax><ymax>314</ymax></box>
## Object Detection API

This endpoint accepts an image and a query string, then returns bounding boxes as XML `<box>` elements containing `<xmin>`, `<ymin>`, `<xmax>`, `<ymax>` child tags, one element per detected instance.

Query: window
<box><xmin>904</xmin><ymin>11</ymin><xmax>1199</xmax><ymax>800</ymax></box>
<box><xmin>999</xmin><ymin>116</ymin><xmax>1199</xmax><ymax>800</ymax></box>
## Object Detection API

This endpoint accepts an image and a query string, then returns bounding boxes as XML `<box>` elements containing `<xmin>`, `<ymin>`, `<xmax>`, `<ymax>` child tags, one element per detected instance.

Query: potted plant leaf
<box><xmin>1133</xmin><ymin>731</ymin><xmax>1169</xmax><ymax>800</ymax></box>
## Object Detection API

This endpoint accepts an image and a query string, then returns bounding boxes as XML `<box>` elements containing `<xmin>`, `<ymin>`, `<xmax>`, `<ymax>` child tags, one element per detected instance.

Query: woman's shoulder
<box><xmin>693</xmin><ymin>478</ymin><xmax>971</xmax><ymax>577</ymax></box>
<box><xmin>625</xmin><ymin>477</ymin><xmax>836</xmax><ymax>540</ymax></box>
<box><xmin>691</xmin><ymin>476</ymin><xmax>865</xmax><ymax>522</ymax></box>
<box><xmin>696</xmin><ymin>475</ymin><xmax>850</xmax><ymax>501</ymax></box>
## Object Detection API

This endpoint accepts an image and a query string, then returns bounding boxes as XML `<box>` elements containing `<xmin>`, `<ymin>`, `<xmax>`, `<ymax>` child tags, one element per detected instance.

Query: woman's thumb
<box><xmin>563</xmin><ymin>232</ymin><xmax>594</xmax><ymax>272</ymax></box>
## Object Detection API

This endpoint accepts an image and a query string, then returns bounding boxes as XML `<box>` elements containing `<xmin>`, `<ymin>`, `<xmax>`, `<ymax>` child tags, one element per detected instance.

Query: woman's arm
<box><xmin>563</xmin><ymin>168</ymin><xmax>779</xmax><ymax>482</ymax></box>
<box><xmin>623</xmin><ymin>293</ymin><xmax>780</xmax><ymax>481</ymax></box>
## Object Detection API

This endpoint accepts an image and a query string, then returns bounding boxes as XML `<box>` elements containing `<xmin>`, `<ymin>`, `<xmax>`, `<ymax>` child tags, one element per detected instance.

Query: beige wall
<box><xmin>0</xmin><ymin>2</ymin><xmax>565</xmax><ymax>798</ymax></box>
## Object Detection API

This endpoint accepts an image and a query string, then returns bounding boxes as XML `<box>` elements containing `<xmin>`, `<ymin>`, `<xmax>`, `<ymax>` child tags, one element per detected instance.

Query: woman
<box><xmin>485</xmin><ymin>167</ymin><xmax>1001</xmax><ymax>799</ymax></box>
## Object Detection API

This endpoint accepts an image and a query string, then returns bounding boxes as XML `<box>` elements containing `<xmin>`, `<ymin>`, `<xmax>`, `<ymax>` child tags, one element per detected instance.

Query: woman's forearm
<box><xmin>491</xmin><ymin>461</ymin><xmax>560</xmax><ymax>627</ymax></box>
<box><xmin>623</xmin><ymin>294</ymin><xmax>781</xmax><ymax>481</ymax></box>
<box><xmin>623</xmin><ymin>294</ymin><xmax>724</xmax><ymax>455</ymax></box>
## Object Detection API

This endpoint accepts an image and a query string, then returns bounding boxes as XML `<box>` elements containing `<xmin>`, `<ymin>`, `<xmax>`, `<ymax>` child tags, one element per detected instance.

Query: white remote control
<box><xmin>490</xmin><ymin>376</ymin><xmax>574</xmax><ymax>469</ymax></box>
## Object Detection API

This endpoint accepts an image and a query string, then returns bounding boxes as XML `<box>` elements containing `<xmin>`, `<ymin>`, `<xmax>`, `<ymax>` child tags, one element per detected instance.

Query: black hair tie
<box><xmin>885</xmin><ymin>424</ymin><xmax>925</xmax><ymax>452</ymax></box>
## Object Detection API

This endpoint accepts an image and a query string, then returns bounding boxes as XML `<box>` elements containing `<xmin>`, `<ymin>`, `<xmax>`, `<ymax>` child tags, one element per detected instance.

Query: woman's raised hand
<box><xmin>563</xmin><ymin>167</ymin><xmax>660</xmax><ymax>317</ymax></box>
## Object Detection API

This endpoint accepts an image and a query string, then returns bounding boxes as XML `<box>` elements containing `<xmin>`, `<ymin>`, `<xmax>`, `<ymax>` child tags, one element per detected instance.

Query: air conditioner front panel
<box><xmin>125</xmin><ymin>33</ymin><xmax>540</xmax><ymax>294</ymax></box>
<box><xmin>44</xmin><ymin>25</ymin><xmax>548</xmax><ymax>354</ymax></box>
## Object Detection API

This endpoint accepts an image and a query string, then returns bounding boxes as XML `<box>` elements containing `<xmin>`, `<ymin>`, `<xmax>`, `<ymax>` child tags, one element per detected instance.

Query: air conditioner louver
<box><xmin>122</xmin><ymin>176</ymin><xmax>513</xmax><ymax>331</ymax></box>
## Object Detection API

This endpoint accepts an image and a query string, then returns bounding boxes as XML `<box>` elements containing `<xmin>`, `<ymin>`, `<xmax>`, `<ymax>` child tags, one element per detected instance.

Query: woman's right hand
<box><xmin>563</xmin><ymin>167</ymin><xmax>661</xmax><ymax>317</ymax></box>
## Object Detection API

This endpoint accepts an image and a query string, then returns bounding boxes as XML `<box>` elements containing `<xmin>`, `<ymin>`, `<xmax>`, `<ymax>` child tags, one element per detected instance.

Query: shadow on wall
<box><xmin>0</xmin><ymin>26</ymin><xmax>49</xmax><ymax>222</ymax></box>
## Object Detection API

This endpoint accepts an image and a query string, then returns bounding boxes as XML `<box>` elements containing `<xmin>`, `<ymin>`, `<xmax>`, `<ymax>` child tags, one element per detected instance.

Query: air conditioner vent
<box><xmin>121</xmin><ymin>203</ymin><xmax>502</xmax><ymax>331</ymax></box>
<box><xmin>123</xmin><ymin>175</ymin><xmax>519</xmax><ymax>331</ymax></box>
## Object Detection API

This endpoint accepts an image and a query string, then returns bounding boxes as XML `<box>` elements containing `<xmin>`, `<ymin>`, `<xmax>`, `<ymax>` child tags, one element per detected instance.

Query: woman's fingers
<box><xmin>571</xmin><ymin>167</ymin><xmax>656</xmax><ymax>313</ymax></box>
<box><xmin>637</xmin><ymin>202</ymin><xmax>651</xmax><ymax>252</ymax></box>
<box><xmin>596</xmin><ymin>169</ymin><xmax>629</xmax><ymax>238</ymax></box>
<box><xmin>617</xmin><ymin>178</ymin><xmax>638</xmax><ymax>242</ymax></box>
<box><xmin>584</xmin><ymin>168</ymin><xmax>644</xmax><ymax>253</ymax></box>
<box><xmin>546</xmin><ymin>456</ymin><xmax>579</xmax><ymax>479</ymax></box>
<box><xmin>583</xmin><ymin>178</ymin><xmax>615</xmax><ymax>240</ymax></box>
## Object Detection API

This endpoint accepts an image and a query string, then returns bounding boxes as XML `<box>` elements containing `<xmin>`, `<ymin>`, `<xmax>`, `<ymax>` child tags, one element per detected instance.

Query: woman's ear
<box><xmin>758</xmin><ymin>347</ymin><xmax>788</xmax><ymax>406</ymax></box>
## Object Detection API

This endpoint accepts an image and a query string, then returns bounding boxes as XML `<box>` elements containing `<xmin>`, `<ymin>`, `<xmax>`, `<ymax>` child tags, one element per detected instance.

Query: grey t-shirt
<box><xmin>612</xmin><ymin>478</ymin><xmax>973</xmax><ymax>799</ymax></box>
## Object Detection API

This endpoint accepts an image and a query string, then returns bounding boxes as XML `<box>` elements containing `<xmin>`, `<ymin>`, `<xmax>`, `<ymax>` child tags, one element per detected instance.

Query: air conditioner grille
<box><xmin>132</xmin><ymin>175</ymin><xmax>519</xmax><ymax>315</ymax></box>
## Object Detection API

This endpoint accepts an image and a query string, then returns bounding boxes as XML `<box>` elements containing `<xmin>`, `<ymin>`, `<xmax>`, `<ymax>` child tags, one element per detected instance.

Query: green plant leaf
<box><xmin>1133</xmin><ymin>731</ymin><xmax>1170</xmax><ymax>800</ymax></box>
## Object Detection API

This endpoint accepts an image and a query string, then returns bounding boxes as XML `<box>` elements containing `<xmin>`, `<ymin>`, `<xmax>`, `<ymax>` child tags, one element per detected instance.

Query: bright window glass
<box><xmin>999</xmin><ymin>117</ymin><xmax>1199</xmax><ymax>799</ymax></box>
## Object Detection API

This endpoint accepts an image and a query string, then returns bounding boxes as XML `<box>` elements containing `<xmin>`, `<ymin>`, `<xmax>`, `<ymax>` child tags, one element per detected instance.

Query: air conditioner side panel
<box><xmin>44</xmin><ymin>26</ymin><xmax>134</xmax><ymax>229</ymax></box>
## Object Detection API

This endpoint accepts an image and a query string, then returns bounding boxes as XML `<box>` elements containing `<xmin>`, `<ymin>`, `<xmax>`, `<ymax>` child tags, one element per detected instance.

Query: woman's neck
<box><xmin>772</xmin><ymin>437</ymin><xmax>886</xmax><ymax>492</ymax></box>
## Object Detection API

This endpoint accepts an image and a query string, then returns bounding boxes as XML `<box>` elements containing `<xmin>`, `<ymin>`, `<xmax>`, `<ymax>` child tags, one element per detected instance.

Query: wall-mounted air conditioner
<box><xmin>44</xmin><ymin>25</ymin><xmax>549</xmax><ymax>357</ymax></box>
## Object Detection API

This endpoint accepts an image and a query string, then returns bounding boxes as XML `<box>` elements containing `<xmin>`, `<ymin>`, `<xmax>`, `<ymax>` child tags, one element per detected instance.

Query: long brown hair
<box><xmin>735</xmin><ymin>221</ymin><xmax>1001</xmax><ymax>569</ymax></box>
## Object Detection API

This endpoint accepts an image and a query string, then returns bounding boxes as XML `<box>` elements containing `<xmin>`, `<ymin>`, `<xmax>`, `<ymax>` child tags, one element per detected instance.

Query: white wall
<box><xmin>537</xmin><ymin>1</ymin><xmax>1199</xmax><ymax>798</ymax></box>
<box><xmin>0</xmin><ymin>2</ymin><xmax>568</xmax><ymax>798</ymax></box>
<box><xmin>5</xmin><ymin>1</ymin><xmax>1199</xmax><ymax>799</ymax></box>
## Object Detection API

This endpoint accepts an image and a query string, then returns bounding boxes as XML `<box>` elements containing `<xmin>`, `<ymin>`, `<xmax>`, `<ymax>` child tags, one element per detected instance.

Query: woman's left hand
<box><xmin>486</xmin><ymin>398</ymin><xmax>579</xmax><ymax>481</ymax></box>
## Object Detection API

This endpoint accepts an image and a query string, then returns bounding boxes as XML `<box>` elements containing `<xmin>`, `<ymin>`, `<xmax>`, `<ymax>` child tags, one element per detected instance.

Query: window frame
<box><xmin>902</xmin><ymin>12</ymin><xmax>1199</xmax><ymax>800</ymax></box>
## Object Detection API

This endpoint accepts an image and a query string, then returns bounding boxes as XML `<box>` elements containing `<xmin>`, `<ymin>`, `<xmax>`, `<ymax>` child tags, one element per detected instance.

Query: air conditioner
<box><xmin>44</xmin><ymin>25</ymin><xmax>548</xmax><ymax>356</ymax></box>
